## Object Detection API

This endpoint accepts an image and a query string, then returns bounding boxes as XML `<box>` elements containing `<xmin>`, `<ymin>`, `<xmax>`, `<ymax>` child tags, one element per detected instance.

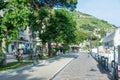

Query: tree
<box><xmin>31</xmin><ymin>0</ymin><xmax>77</xmax><ymax>10</ymax></box>
<box><xmin>28</xmin><ymin>4</ymin><xmax>49</xmax><ymax>33</ymax></box>
<box><xmin>0</xmin><ymin>0</ymin><xmax>8</xmax><ymax>65</ymax></box>
<box><xmin>28</xmin><ymin>0</ymin><xmax>78</xmax><ymax>56</ymax></box>
<box><xmin>54</xmin><ymin>9</ymin><xmax>76</xmax><ymax>44</ymax></box>
<box><xmin>39</xmin><ymin>8</ymin><xmax>77</xmax><ymax>54</ymax></box>
<box><xmin>31</xmin><ymin>0</ymin><xmax>77</xmax><ymax>53</ymax></box>
<box><xmin>0</xmin><ymin>0</ymin><xmax>8</xmax><ymax>10</ymax></box>
<box><xmin>75</xmin><ymin>29</ymin><xmax>88</xmax><ymax>44</ymax></box>
<box><xmin>0</xmin><ymin>0</ymin><xmax>31</xmax><ymax>65</ymax></box>
<box><xmin>28</xmin><ymin>7</ymin><xmax>50</xmax><ymax>58</ymax></box>
<box><xmin>1</xmin><ymin>0</ymin><xmax>31</xmax><ymax>42</ymax></box>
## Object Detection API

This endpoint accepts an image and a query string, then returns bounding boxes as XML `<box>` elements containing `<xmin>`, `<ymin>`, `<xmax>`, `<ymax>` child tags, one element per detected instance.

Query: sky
<box><xmin>76</xmin><ymin>0</ymin><xmax>120</xmax><ymax>27</ymax></box>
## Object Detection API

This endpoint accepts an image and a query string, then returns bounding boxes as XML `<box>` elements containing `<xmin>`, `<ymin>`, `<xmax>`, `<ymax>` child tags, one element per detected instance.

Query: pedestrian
<box><xmin>19</xmin><ymin>48</ymin><xmax>23</xmax><ymax>60</ymax></box>
<box><xmin>60</xmin><ymin>48</ymin><xmax>63</xmax><ymax>55</ymax></box>
<box><xmin>19</xmin><ymin>48</ymin><xmax>23</xmax><ymax>54</ymax></box>
<box><xmin>13</xmin><ymin>48</ymin><xmax>18</xmax><ymax>56</ymax></box>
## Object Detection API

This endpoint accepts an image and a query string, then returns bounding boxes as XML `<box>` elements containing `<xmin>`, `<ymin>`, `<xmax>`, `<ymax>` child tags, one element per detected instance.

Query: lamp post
<box><xmin>89</xmin><ymin>34</ymin><xmax>92</xmax><ymax>54</ymax></box>
<box><xmin>96</xmin><ymin>28</ymin><xmax>99</xmax><ymax>54</ymax></box>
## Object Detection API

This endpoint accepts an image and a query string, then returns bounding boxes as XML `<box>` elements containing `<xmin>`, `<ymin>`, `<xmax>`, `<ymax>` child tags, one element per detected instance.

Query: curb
<box><xmin>48</xmin><ymin>58</ymin><xmax>74</xmax><ymax>80</ymax></box>
<box><xmin>0</xmin><ymin>54</ymin><xmax>75</xmax><ymax>77</ymax></box>
<box><xmin>0</xmin><ymin>56</ymin><xmax>60</xmax><ymax>77</ymax></box>
<box><xmin>0</xmin><ymin>64</ymin><xmax>34</xmax><ymax>77</ymax></box>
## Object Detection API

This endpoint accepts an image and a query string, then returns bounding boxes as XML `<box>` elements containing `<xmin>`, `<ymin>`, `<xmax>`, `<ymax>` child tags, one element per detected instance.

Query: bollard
<box><xmin>94</xmin><ymin>54</ymin><xmax>97</xmax><ymax>60</ymax></box>
<box><xmin>101</xmin><ymin>56</ymin><xmax>104</xmax><ymax>67</ymax></box>
<box><xmin>96</xmin><ymin>54</ymin><xmax>98</xmax><ymax>60</ymax></box>
<box><xmin>111</xmin><ymin>60</ymin><xmax>118</xmax><ymax>80</ymax></box>
<box><xmin>105</xmin><ymin>57</ymin><xmax>108</xmax><ymax>71</ymax></box>
<box><xmin>98</xmin><ymin>55</ymin><xmax>101</xmax><ymax>63</ymax></box>
<box><xmin>103</xmin><ymin>57</ymin><xmax>106</xmax><ymax>68</ymax></box>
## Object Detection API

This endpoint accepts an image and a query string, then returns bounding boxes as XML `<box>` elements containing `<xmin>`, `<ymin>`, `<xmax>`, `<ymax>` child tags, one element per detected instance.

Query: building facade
<box><xmin>8</xmin><ymin>27</ymin><xmax>31</xmax><ymax>54</ymax></box>
<box><xmin>103</xmin><ymin>28</ymin><xmax>120</xmax><ymax>49</ymax></box>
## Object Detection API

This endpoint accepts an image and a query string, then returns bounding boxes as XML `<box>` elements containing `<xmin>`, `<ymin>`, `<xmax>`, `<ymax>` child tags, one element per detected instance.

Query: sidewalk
<box><xmin>0</xmin><ymin>54</ymin><xmax>75</xmax><ymax>80</ymax></box>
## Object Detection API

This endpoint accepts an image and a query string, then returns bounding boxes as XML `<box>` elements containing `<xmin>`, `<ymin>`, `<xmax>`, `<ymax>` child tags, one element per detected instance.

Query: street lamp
<box><xmin>89</xmin><ymin>34</ymin><xmax>92</xmax><ymax>53</ymax></box>
<box><xmin>96</xmin><ymin>28</ymin><xmax>99</xmax><ymax>54</ymax></box>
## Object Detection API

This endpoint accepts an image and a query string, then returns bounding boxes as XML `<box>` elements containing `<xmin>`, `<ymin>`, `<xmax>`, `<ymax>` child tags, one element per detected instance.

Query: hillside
<box><xmin>72</xmin><ymin>11</ymin><xmax>116</xmax><ymax>38</ymax></box>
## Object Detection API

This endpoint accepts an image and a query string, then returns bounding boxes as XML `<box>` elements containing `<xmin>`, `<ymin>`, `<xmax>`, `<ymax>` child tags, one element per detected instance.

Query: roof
<box><xmin>102</xmin><ymin>30</ymin><xmax>116</xmax><ymax>42</ymax></box>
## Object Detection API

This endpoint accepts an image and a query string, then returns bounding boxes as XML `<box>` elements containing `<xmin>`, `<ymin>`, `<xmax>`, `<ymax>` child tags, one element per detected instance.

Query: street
<box><xmin>0</xmin><ymin>52</ymin><xmax>110</xmax><ymax>80</ymax></box>
<box><xmin>52</xmin><ymin>51</ymin><xmax>110</xmax><ymax>80</ymax></box>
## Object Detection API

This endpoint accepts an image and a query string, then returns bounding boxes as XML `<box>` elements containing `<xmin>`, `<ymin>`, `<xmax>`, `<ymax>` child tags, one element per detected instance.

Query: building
<box><xmin>7</xmin><ymin>27</ymin><xmax>41</xmax><ymax>54</ymax></box>
<box><xmin>8</xmin><ymin>27</ymin><xmax>31</xmax><ymax>53</ymax></box>
<box><xmin>102</xmin><ymin>28</ymin><xmax>120</xmax><ymax>49</ymax></box>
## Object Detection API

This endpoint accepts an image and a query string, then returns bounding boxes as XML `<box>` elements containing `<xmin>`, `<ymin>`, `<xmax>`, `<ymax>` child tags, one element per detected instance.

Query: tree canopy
<box><xmin>31</xmin><ymin>0</ymin><xmax>77</xmax><ymax>10</ymax></box>
<box><xmin>0</xmin><ymin>0</ymin><xmax>31</xmax><ymax>57</ymax></box>
<box><xmin>39</xmin><ymin>8</ymin><xmax>77</xmax><ymax>44</ymax></box>
<box><xmin>0</xmin><ymin>0</ymin><xmax>79</xmax><ymax>55</ymax></box>
<box><xmin>1</xmin><ymin>0</ymin><xmax>31</xmax><ymax>41</ymax></box>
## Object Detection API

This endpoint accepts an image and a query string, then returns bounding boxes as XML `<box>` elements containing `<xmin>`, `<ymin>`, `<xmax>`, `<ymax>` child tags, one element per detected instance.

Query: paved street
<box><xmin>52</xmin><ymin>51</ymin><xmax>110</xmax><ymax>80</ymax></box>
<box><xmin>0</xmin><ymin>55</ymin><xmax>74</xmax><ymax>80</ymax></box>
<box><xmin>0</xmin><ymin>52</ymin><xmax>110</xmax><ymax>80</ymax></box>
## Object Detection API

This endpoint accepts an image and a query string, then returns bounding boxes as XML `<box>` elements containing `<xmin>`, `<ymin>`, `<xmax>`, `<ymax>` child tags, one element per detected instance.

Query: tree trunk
<box><xmin>1</xmin><ymin>38</ymin><xmax>7</xmax><ymax>66</ymax></box>
<box><xmin>42</xmin><ymin>43</ymin><xmax>46</xmax><ymax>55</ymax></box>
<box><xmin>55</xmin><ymin>42</ymin><xmax>59</xmax><ymax>52</ymax></box>
<box><xmin>0</xmin><ymin>40</ymin><xmax>2</xmax><ymax>50</ymax></box>
<box><xmin>48</xmin><ymin>40</ymin><xmax>51</xmax><ymax>56</ymax></box>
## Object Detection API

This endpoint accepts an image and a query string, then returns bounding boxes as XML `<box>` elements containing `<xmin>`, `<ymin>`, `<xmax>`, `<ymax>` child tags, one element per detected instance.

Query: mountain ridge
<box><xmin>72</xmin><ymin>11</ymin><xmax>116</xmax><ymax>38</ymax></box>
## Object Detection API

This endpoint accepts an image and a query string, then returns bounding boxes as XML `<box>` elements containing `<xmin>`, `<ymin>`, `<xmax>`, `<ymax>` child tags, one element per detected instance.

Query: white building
<box><xmin>8</xmin><ymin>27</ymin><xmax>31</xmax><ymax>53</ymax></box>
<box><xmin>102</xmin><ymin>28</ymin><xmax>120</xmax><ymax>49</ymax></box>
<box><xmin>8</xmin><ymin>27</ymin><xmax>41</xmax><ymax>54</ymax></box>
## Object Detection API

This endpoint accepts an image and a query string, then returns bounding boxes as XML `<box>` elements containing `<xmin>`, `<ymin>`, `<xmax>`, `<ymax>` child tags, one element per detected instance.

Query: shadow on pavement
<box><xmin>97</xmin><ymin>64</ymin><xmax>106</xmax><ymax>73</ymax></box>
<box><xmin>97</xmin><ymin>64</ymin><xmax>111</xmax><ymax>80</ymax></box>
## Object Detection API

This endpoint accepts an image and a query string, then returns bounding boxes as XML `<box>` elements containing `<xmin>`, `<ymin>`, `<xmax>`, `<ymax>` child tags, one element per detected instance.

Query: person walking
<box><xmin>18</xmin><ymin>48</ymin><xmax>23</xmax><ymax>62</ymax></box>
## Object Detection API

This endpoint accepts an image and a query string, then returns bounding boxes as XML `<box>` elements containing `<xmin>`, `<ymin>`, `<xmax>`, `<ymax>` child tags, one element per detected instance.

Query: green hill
<box><xmin>72</xmin><ymin>11</ymin><xmax>116</xmax><ymax>38</ymax></box>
